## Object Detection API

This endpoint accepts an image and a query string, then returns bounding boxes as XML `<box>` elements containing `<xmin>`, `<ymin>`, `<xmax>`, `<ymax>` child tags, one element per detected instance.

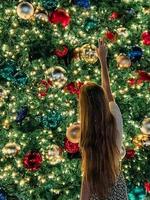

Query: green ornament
<box><xmin>84</xmin><ymin>18</ymin><xmax>98</xmax><ymax>32</ymax></box>
<box><xmin>42</xmin><ymin>0</ymin><xmax>58</xmax><ymax>11</ymax></box>
<box><xmin>128</xmin><ymin>186</ymin><xmax>146</xmax><ymax>200</ymax></box>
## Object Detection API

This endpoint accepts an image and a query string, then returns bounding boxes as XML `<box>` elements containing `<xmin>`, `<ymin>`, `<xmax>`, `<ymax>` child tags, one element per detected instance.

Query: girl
<box><xmin>79</xmin><ymin>38</ymin><xmax>128</xmax><ymax>200</ymax></box>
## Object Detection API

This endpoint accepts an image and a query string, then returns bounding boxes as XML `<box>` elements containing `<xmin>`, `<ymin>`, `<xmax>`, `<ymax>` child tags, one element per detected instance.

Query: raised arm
<box><xmin>96</xmin><ymin>38</ymin><xmax>114</xmax><ymax>102</ymax></box>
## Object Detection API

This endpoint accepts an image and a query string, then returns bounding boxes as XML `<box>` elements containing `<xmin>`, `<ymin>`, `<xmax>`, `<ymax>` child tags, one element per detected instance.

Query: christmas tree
<box><xmin>0</xmin><ymin>0</ymin><xmax>150</xmax><ymax>199</ymax></box>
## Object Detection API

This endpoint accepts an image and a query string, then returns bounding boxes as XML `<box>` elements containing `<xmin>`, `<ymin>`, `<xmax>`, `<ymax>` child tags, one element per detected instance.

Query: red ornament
<box><xmin>109</xmin><ymin>12</ymin><xmax>120</xmax><ymax>20</ymax></box>
<box><xmin>64</xmin><ymin>137</ymin><xmax>79</xmax><ymax>154</ymax></box>
<box><xmin>141</xmin><ymin>31</ymin><xmax>150</xmax><ymax>46</ymax></box>
<box><xmin>48</xmin><ymin>9</ymin><xmax>71</xmax><ymax>28</ymax></box>
<box><xmin>23</xmin><ymin>151</ymin><xmax>42</xmax><ymax>171</ymax></box>
<box><xmin>128</xmin><ymin>70</ymin><xmax>150</xmax><ymax>87</ymax></box>
<box><xmin>145</xmin><ymin>182</ymin><xmax>150</xmax><ymax>193</ymax></box>
<box><xmin>54</xmin><ymin>46</ymin><xmax>68</xmax><ymax>58</ymax></box>
<box><xmin>105</xmin><ymin>31</ymin><xmax>118</xmax><ymax>42</ymax></box>
<box><xmin>38</xmin><ymin>79</ymin><xmax>52</xmax><ymax>98</ymax></box>
<box><xmin>125</xmin><ymin>149</ymin><xmax>135</xmax><ymax>159</ymax></box>
<box><xmin>64</xmin><ymin>81</ymin><xmax>84</xmax><ymax>97</ymax></box>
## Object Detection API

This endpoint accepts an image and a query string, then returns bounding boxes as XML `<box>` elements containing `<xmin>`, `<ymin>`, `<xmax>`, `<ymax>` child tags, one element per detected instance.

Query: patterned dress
<box><xmin>89</xmin><ymin>172</ymin><xmax>128</xmax><ymax>200</ymax></box>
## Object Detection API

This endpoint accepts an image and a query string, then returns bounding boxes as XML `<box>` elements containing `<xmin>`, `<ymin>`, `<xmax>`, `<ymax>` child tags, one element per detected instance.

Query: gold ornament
<box><xmin>17</xmin><ymin>2</ymin><xmax>34</xmax><ymax>20</ymax></box>
<box><xmin>45</xmin><ymin>66</ymin><xmax>67</xmax><ymax>88</ymax></box>
<box><xmin>133</xmin><ymin>133</ymin><xmax>150</xmax><ymax>148</ymax></box>
<box><xmin>2</xmin><ymin>142</ymin><xmax>20</xmax><ymax>157</ymax></box>
<box><xmin>47</xmin><ymin>144</ymin><xmax>63</xmax><ymax>165</ymax></box>
<box><xmin>116</xmin><ymin>54</ymin><xmax>131</xmax><ymax>68</ymax></box>
<box><xmin>2</xmin><ymin>119</ymin><xmax>10</xmax><ymax>129</ymax></box>
<box><xmin>140</xmin><ymin>118</ymin><xmax>150</xmax><ymax>135</ymax></box>
<box><xmin>80</xmin><ymin>44</ymin><xmax>98</xmax><ymax>64</ymax></box>
<box><xmin>66</xmin><ymin>122</ymin><xmax>80</xmax><ymax>143</ymax></box>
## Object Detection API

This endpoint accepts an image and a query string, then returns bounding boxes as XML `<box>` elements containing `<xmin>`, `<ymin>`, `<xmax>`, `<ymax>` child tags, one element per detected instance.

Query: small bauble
<box><xmin>73</xmin><ymin>0</ymin><xmax>90</xmax><ymax>8</ymax></box>
<box><xmin>133</xmin><ymin>134</ymin><xmax>150</xmax><ymax>148</ymax></box>
<box><xmin>35</xmin><ymin>12</ymin><xmax>48</xmax><ymax>22</ymax></box>
<box><xmin>125</xmin><ymin>149</ymin><xmax>135</xmax><ymax>159</ymax></box>
<box><xmin>141</xmin><ymin>31</ymin><xmax>150</xmax><ymax>46</ymax></box>
<box><xmin>80</xmin><ymin>44</ymin><xmax>98</xmax><ymax>64</ymax></box>
<box><xmin>66</xmin><ymin>122</ymin><xmax>80</xmax><ymax>143</ymax></box>
<box><xmin>109</xmin><ymin>12</ymin><xmax>121</xmax><ymax>20</ymax></box>
<box><xmin>72</xmin><ymin>47</ymin><xmax>81</xmax><ymax>61</ymax></box>
<box><xmin>84</xmin><ymin>19</ymin><xmax>97</xmax><ymax>32</ymax></box>
<box><xmin>17</xmin><ymin>2</ymin><xmax>34</xmax><ymax>20</ymax></box>
<box><xmin>105</xmin><ymin>31</ymin><xmax>118</xmax><ymax>43</ymax></box>
<box><xmin>64</xmin><ymin>137</ymin><xmax>79</xmax><ymax>154</ymax></box>
<box><xmin>2</xmin><ymin>143</ymin><xmax>20</xmax><ymax>157</ymax></box>
<box><xmin>116</xmin><ymin>54</ymin><xmax>131</xmax><ymax>68</ymax></box>
<box><xmin>117</xmin><ymin>27</ymin><xmax>128</xmax><ymax>37</ymax></box>
<box><xmin>54</xmin><ymin>46</ymin><xmax>68</xmax><ymax>58</ymax></box>
<box><xmin>23</xmin><ymin>151</ymin><xmax>42</xmax><ymax>171</ymax></box>
<box><xmin>128</xmin><ymin>46</ymin><xmax>143</xmax><ymax>62</ymax></box>
<box><xmin>145</xmin><ymin>182</ymin><xmax>150</xmax><ymax>193</ymax></box>
<box><xmin>140</xmin><ymin>118</ymin><xmax>150</xmax><ymax>135</ymax></box>
<box><xmin>0</xmin><ymin>188</ymin><xmax>7</xmax><ymax>200</ymax></box>
<box><xmin>45</xmin><ymin>66</ymin><xmax>67</xmax><ymax>88</ymax></box>
<box><xmin>2</xmin><ymin>119</ymin><xmax>10</xmax><ymax>129</ymax></box>
<box><xmin>47</xmin><ymin>144</ymin><xmax>64</xmax><ymax>165</ymax></box>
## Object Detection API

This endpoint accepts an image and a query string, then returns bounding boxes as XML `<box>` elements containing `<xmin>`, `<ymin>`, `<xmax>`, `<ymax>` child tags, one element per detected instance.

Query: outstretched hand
<box><xmin>96</xmin><ymin>38</ymin><xmax>108</xmax><ymax>62</ymax></box>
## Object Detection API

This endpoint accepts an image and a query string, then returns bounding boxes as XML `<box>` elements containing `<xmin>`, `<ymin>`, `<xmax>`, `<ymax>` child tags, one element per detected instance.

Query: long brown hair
<box><xmin>79</xmin><ymin>82</ymin><xmax>121</xmax><ymax>199</ymax></box>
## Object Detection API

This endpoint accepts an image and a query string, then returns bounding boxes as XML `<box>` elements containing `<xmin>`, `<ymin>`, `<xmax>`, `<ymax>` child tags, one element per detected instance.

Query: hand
<box><xmin>96</xmin><ymin>38</ymin><xmax>108</xmax><ymax>62</ymax></box>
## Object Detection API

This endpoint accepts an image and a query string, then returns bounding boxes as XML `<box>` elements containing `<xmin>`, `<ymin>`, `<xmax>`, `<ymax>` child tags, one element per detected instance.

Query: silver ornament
<box><xmin>140</xmin><ymin>118</ymin><xmax>150</xmax><ymax>135</ymax></box>
<box><xmin>17</xmin><ymin>2</ymin><xmax>34</xmax><ymax>20</ymax></box>
<box><xmin>35</xmin><ymin>12</ymin><xmax>48</xmax><ymax>22</ymax></box>
<box><xmin>45</xmin><ymin>66</ymin><xmax>67</xmax><ymax>88</ymax></box>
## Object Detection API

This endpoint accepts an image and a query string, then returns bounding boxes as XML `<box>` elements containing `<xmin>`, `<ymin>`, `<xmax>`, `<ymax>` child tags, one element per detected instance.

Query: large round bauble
<box><xmin>140</xmin><ymin>118</ymin><xmax>150</xmax><ymax>135</ymax></box>
<box><xmin>116</xmin><ymin>54</ymin><xmax>131</xmax><ymax>68</ymax></box>
<box><xmin>80</xmin><ymin>44</ymin><xmax>98</xmax><ymax>64</ymax></box>
<box><xmin>23</xmin><ymin>151</ymin><xmax>42</xmax><ymax>171</ymax></box>
<box><xmin>66</xmin><ymin>122</ymin><xmax>80</xmax><ymax>143</ymax></box>
<box><xmin>47</xmin><ymin>144</ymin><xmax>63</xmax><ymax>165</ymax></box>
<box><xmin>2</xmin><ymin>142</ymin><xmax>20</xmax><ymax>157</ymax></box>
<box><xmin>17</xmin><ymin>2</ymin><xmax>34</xmax><ymax>20</ymax></box>
<box><xmin>45</xmin><ymin>66</ymin><xmax>67</xmax><ymax>88</ymax></box>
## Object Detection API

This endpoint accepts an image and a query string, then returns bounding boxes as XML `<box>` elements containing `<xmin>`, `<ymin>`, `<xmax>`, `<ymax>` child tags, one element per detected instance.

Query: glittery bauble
<box><xmin>105</xmin><ymin>31</ymin><xmax>118</xmax><ymax>43</ymax></box>
<box><xmin>66</xmin><ymin>122</ymin><xmax>80</xmax><ymax>143</ymax></box>
<box><xmin>84</xmin><ymin>19</ymin><xmax>97</xmax><ymax>32</ymax></box>
<box><xmin>133</xmin><ymin>133</ymin><xmax>150</xmax><ymax>147</ymax></box>
<box><xmin>35</xmin><ymin>12</ymin><xmax>48</xmax><ymax>22</ymax></box>
<box><xmin>141</xmin><ymin>31</ymin><xmax>150</xmax><ymax>46</ymax></box>
<box><xmin>2</xmin><ymin>143</ymin><xmax>20</xmax><ymax>157</ymax></box>
<box><xmin>47</xmin><ymin>144</ymin><xmax>63</xmax><ymax>165</ymax></box>
<box><xmin>128</xmin><ymin>46</ymin><xmax>143</xmax><ymax>62</ymax></box>
<box><xmin>64</xmin><ymin>137</ymin><xmax>79</xmax><ymax>154</ymax></box>
<box><xmin>45</xmin><ymin>67</ymin><xmax>67</xmax><ymax>88</ymax></box>
<box><xmin>23</xmin><ymin>151</ymin><xmax>42</xmax><ymax>171</ymax></box>
<box><xmin>125</xmin><ymin>149</ymin><xmax>135</xmax><ymax>159</ymax></box>
<box><xmin>116</xmin><ymin>55</ymin><xmax>131</xmax><ymax>68</ymax></box>
<box><xmin>0</xmin><ymin>188</ymin><xmax>7</xmax><ymax>200</ymax></box>
<box><xmin>17</xmin><ymin>2</ymin><xmax>34</xmax><ymax>20</ymax></box>
<box><xmin>80</xmin><ymin>44</ymin><xmax>98</xmax><ymax>64</ymax></box>
<box><xmin>140</xmin><ymin>118</ymin><xmax>150</xmax><ymax>135</ymax></box>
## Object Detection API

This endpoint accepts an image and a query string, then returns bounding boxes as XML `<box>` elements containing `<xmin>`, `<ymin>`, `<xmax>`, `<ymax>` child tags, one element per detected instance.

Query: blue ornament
<box><xmin>74</xmin><ymin>0</ymin><xmax>90</xmax><ymax>8</ymax></box>
<box><xmin>128</xmin><ymin>186</ymin><xmax>145</xmax><ymax>200</ymax></box>
<box><xmin>16</xmin><ymin>106</ymin><xmax>28</xmax><ymax>123</ymax></box>
<box><xmin>37</xmin><ymin>110</ymin><xmax>62</xmax><ymax>129</ymax></box>
<box><xmin>0</xmin><ymin>188</ymin><xmax>7</xmax><ymax>200</ymax></box>
<box><xmin>128</xmin><ymin>46</ymin><xmax>143</xmax><ymax>62</ymax></box>
<box><xmin>84</xmin><ymin>19</ymin><xmax>97</xmax><ymax>32</ymax></box>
